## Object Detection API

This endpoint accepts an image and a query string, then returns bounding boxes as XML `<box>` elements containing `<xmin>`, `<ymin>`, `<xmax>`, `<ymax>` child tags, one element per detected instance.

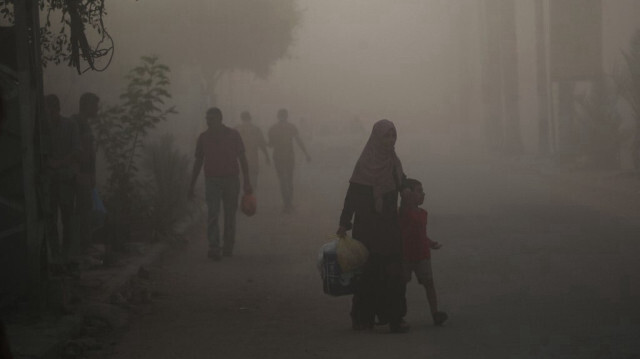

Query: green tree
<box><xmin>0</xmin><ymin>0</ymin><xmax>113</xmax><ymax>73</ymax></box>
<box><xmin>135</xmin><ymin>0</ymin><xmax>300</xmax><ymax>105</ymax></box>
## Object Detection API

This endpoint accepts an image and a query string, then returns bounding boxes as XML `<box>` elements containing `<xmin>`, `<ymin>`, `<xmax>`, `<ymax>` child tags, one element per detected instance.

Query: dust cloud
<box><xmin>38</xmin><ymin>1</ymin><xmax>640</xmax><ymax>356</ymax></box>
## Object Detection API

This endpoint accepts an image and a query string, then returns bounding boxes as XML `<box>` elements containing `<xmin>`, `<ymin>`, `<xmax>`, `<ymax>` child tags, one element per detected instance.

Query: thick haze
<box><xmin>44</xmin><ymin>0</ymin><xmax>640</xmax><ymax>159</ymax></box>
<box><xmin>28</xmin><ymin>3</ymin><xmax>640</xmax><ymax>355</ymax></box>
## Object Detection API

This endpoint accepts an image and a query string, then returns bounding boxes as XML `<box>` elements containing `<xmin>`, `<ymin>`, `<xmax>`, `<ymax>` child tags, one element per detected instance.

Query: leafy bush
<box><xmin>143</xmin><ymin>134</ymin><xmax>190</xmax><ymax>239</ymax></box>
<box><xmin>93</xmin><ymin>55</ymin><xmax>176</xmax><ymax>247</ymax></box>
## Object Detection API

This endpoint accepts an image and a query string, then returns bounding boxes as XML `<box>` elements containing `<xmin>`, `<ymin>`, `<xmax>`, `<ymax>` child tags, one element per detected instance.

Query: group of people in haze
<box><xmin>190</xmin><ymin>107</ymin><xmax>446</xmax><ymax>332</ymax></box>
<box><xmin>45</xmin><ymin>92</ymin><xmax>100</xmax><ymax>270</ymax></box>
<box><xmin>188</xmin><ymin>107</ymin><xmax>310</xmax><ymax>260</ymax></box>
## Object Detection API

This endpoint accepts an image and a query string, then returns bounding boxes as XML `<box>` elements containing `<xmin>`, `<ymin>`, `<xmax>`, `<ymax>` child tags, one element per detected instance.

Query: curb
<box><xmin>6</xmin><ymin>202</ymin><xmax>205</xmax><ymax>358</ymax></box>
<box><xmin>99</xmin><ymin>241</ymin><xmax>169</xmax><ymax>304</ymax></box>
<box><xmin>6</xmin><ymin>243</ymin><xmax>171</xmax><ymax>359</ymax></box>
<box><xmin>7</xmin><ymin>316</ymin><xmax>84</xmax><ymax>359</ymax></box>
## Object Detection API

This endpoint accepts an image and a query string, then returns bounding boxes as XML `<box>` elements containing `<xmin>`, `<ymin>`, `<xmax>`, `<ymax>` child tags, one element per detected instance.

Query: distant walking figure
<box><xmin>189</xmin><ymin>107</ymin><xmax>252</xmax><ymax>260</ymax></box>
<box><xmin>268</xmin><ymin>108</ymin><xmax>310</xmax><ymax>213</ymax></box>
<box><xmin>235</xmin><ymin>111</ymin><xmax>270</xmax><ymax>190</ymax></box>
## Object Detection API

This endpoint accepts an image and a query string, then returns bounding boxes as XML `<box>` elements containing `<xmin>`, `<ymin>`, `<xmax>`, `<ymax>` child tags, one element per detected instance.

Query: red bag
<box><xmin>241</xmin><ymin>194</ymin><xmax>256</xmax><ymax>216</ymax></box>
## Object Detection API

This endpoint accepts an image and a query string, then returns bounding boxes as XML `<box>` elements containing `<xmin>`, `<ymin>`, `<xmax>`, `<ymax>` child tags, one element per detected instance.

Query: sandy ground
<box><xmin>108</xmin><ymin>137</ymin><xmax>640</xmax><ymax>359</ymax></box>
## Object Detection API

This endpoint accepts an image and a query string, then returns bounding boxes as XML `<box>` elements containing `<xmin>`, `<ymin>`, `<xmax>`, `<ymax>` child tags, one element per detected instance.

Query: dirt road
<box><xmin>109</xmin><ymin>139</ymin><xmax>640</xmax><ymax>359</ymax></box>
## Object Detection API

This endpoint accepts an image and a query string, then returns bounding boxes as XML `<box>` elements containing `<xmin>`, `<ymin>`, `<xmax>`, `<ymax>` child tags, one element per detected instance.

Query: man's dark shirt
<box><xmin>72</xmin><ymin>114</ymin><xmax>96</xmax><ymax>175</ymax></box>
<box><xmin>195</xmin><ymin>126</ymin><xmax>245</xmax><ymax>178</ymax></box>
<box><xmin>268</xmin><ymin>121</ymin><xmax>299</xmax><ymax>163</ymax></box>
<box><xmin>49</xmin><ymin>116</ymin><xmax>80</xmax><ymax>180</ymax></box>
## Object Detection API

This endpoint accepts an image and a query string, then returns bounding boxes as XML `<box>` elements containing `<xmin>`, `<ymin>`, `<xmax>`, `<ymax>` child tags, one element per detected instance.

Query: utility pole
<box><xmin>14</xmin><ymin>0</ymin><xmax>48</xmax><ymax>311</ymax></box>
<box><xmin>549</xmin><ymin>0</ymin><xmax>603</xmax><ymax>161</ymax></box>
<box><xmin>499</xmin><ymin>0</ymin><xmax>524</xmax><ymax>155</ymax></box>
<box><xmin>480</xmin><ymin>0</ymin><xmax>504</xmax><ymax>152</ymax></box>
<box><xmin>535</xmin><ymin>0</ymin><xmax>551</xmax><ymax>155</ymax></box>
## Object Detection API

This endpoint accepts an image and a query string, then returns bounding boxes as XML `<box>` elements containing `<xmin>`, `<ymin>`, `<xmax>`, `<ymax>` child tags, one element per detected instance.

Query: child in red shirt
<box><xmin>399</xmin><ymin>178</ymin><xmax>448</xmax><ymax>326</ymax></box>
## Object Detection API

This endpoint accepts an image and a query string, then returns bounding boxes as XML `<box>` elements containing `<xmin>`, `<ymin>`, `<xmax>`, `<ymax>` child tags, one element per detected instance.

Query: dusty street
<box><xmin>108</xmin><ymin>138</ymin><xmax>640</xmax><ymax>359</ymax></box>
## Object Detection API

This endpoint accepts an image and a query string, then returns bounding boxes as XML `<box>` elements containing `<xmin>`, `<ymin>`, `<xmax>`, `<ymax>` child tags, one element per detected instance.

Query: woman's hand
<box><xmin>336</xmin><ymin>226</ymin><xmax>347</xmax><ymax>238</ymax></box>
<box><xmin>430</xmin><ymin>241</ymin><xmax>442</xmax><ymax>250</ymax></box>
<box><xmin>243</xmin><ymin>182</ymin><xmax>253</xmax><ymax>195</ymax></box>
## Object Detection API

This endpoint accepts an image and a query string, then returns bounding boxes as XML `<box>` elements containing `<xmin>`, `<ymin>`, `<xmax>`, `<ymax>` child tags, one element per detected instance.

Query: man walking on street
<box><xmin>268</xmin><ymin>108</ymin><xmax>311</xmax><ymax>214</ymax></box>
<box><xmin>235</xmin><ymin>111</ymin><xmax>270</xmax><ymax>190</ymax></box>
<box><xmin>189</xmin><ymin>107</ymin><xmax>252</xmax><ymax>260</ymax></box>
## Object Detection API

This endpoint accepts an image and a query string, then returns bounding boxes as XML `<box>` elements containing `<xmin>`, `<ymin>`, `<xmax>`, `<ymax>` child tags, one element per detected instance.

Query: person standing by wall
<box><xmin>71</xmin><ymin>92</ymin><xmax>99</xmax><ymax>262</ymax></box>
<box><xmin>45</xmin><ymin>94</ymin><xmax>80</xmax><ymax>265</ymax></box>
<box><xmin>235</xmin><ymin>111</ymin><xmax>270</xmax><ymax>191</ymax></box>
<box><xmin>268</xmin><ymin>108</ymin><xmax>310</xmax><ymax>214</ymax></box>
<box><xmin>188</xmin><ymin>107</ymin><xmax>252</xmax><ymax>260</ymax></box>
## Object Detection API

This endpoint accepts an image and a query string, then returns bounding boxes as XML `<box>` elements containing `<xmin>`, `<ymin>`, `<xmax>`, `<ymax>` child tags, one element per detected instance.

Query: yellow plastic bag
<box><xmin>335</xmin><ymin>235</ymin><xmax>369</xmax><ymax>272</ymax></box>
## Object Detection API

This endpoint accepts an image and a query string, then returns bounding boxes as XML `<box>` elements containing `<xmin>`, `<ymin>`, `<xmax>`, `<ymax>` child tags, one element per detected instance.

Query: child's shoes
<box><xmin>352</xmin><ymin>319</ymin><xmax>374</xmax><ymax>331</ymax></box>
